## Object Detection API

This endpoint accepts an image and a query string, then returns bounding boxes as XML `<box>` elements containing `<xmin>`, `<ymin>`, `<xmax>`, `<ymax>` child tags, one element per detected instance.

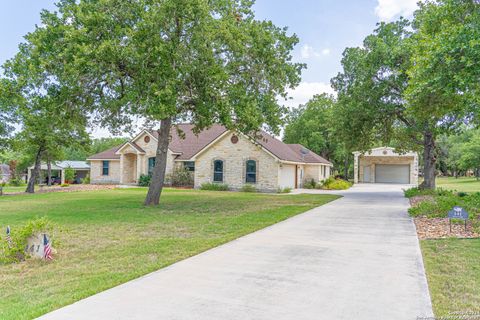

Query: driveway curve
<box><xmin>39</xmin><ymin>184</ymin><xmax>432</xmax><ymax>320</ymax></box>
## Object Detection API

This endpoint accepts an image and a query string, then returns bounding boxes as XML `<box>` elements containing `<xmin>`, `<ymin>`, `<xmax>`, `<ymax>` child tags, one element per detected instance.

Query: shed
<box><xmin>353</xmin><ymin>147</ymin><xmax>418</xmax><ymax>185</ymax></box>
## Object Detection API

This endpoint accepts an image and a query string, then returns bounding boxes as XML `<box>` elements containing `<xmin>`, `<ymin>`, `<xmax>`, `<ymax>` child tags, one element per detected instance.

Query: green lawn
<box><xmin>0</xmin><ymin>188</ymin><xmax>339</xmax><ymax>319</ymax></box>
<box><xmin>421</xmin><ymin>239</ymin><xmax>480</xmax><ymax>316</ymax></box>
<box><xmin>1</xmin><ymin>185</ymin><xmax>27</xmax><ymax>193</ymax></box>
<box><xmin>436</xmin><ymin>177</ymin><xmax>480</xmax><ymax>193</ymax></box>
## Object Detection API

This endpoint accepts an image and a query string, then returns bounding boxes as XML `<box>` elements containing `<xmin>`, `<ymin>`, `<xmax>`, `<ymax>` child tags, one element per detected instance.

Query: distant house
<box><xmin>87</xmin><ymin>124</ymin><xmax>333</xmax><ymax>191</ymax></box>
<box><xmin>0</xmin><ymin>164</ymin><xmax>10</xmax><ymax>183</ymax></box>
<box><xmin>27</xmin><ymin>161</ymin><xmax>90</xmax><ymax>184</ymax></box>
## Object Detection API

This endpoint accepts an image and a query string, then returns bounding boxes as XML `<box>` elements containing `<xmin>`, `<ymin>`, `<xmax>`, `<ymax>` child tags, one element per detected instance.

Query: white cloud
<box><xmin>300</xmin><ymin>45</ymin><xmax>331</xmax><ymax>59</ymax></box>
<box><xmin>283</xmin><ymin>82</ymin><xmax>335</xmax><ymax>108</ymax></box>
<box><xmin>374</xmin><ymin>0</ymin><xmax>419</xmax><ymax>22</ymax></box>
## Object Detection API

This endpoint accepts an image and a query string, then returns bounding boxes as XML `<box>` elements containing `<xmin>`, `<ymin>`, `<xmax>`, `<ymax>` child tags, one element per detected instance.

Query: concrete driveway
<box><xmin>38</xmin><ymin>184</ymin><xmax>432</xmax><ymax>320</ymax></box>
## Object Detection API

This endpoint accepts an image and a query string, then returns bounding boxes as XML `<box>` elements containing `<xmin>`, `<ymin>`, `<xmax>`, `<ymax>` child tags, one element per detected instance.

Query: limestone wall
<box><xmin>90</xmin><ymin>160</ymin><xmax>121</xmax><ymax>184</ymax></box>
<box><xmin>194</xmin><ymin>132</ymin><xmax>279</xmax><ymax>191</ymax></box>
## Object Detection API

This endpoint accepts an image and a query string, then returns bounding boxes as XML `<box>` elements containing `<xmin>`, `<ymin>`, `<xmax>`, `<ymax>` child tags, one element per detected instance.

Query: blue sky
<box><xmin>0</xmin><ymin>0</ymin><xmax>419</xmax><ymax>137</ymax></box>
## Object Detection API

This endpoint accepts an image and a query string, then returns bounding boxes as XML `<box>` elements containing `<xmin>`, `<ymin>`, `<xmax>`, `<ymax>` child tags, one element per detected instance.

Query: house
<box><xmin>87</xmin><ymin>124</ymin><xmax>333</xmax><ymax>191</ymax></box>
<box><xmin>353</xmin><ymin>147</ymin><xmax>418</xmax><ymax>185</ymax></box>
<box><xmin>0</xmin><ymin>164</ymin><xmax>10</xmax><ymax>183</ymax></box>
<box><xmin>27</xmin><ymin>161</ymin><xmax>90</xmax><ymax>184</ymax></box>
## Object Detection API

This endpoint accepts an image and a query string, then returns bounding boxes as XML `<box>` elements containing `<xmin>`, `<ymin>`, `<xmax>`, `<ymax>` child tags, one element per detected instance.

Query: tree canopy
<box><xmin>331</xmin><ymin>0</ymin><xmax>480</xmax><ymax>189</ymax></box>
<box><xmin>26</xmin><ymin>0</ymin><xmax>304</xmax><ymax>204</ymax></box>
<box><xmin>283</xmin><ymin>94</ymin><xmax>351</xmax><ymax>178</ymax></box>
<box><xmin>1</xmin><ymin>31</ymin><xmax>89</xmax><ymax>193</ymax></box>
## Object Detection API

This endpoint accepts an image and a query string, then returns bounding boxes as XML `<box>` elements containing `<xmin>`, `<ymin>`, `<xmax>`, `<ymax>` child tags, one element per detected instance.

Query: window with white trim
<box><xmin>213</xmin><ymin>160</ymin><xmax>224</xmax><ymax>182</ymax></box>
<box><xmin>245</xmin><ymin>160</ymin><xmax>257</xmax><ymax>183</ymax></box>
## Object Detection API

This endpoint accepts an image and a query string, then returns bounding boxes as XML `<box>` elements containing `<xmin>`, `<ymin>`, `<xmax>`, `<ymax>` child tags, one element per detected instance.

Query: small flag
<box><xmin>6</xmin><ymin>226</ymin><xmax>12</xmax><ymax>248</ymax></box>
<box><xmin>43</xmin><ymin>234</ymin><xmax>53</xmax><ymax>261</ymax></box>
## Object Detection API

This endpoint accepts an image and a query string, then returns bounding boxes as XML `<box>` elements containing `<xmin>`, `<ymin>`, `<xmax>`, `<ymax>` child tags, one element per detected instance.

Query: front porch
<box><xmin>116</xmin><ymin>142</ymin><xmax>151</xmax><ymax>185</ymax></box>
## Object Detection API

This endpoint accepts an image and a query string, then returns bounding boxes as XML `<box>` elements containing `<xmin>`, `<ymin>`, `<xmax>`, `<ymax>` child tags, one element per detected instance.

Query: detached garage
<box><xmin>353</xmin><ymin>147</ymin><xmax>418</xmax><ymax>185</ymax></box>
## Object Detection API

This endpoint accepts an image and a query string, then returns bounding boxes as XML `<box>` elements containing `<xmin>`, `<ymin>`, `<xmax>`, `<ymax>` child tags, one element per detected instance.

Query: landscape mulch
<box><xmin>414</xmin><ymin>217</ymin><xmax>480</xmax><ymax>240</ymax></box>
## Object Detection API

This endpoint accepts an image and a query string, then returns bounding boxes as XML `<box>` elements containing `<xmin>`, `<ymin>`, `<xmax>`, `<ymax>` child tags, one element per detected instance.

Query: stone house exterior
<box><xmin>353</xmin><ymin>147</ymin><xmax>418</xmax><ymax>185</ymax></box>
<box><xmin>88</xmin><ymin>124</ymin><xmax>333</xmax><ymax>191</ymax></box>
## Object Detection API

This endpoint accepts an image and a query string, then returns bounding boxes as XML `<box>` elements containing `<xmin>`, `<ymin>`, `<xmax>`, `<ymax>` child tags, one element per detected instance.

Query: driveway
<box><xmin>38</xmin><ymin>184</ymin><xmax>432</xmax><ymax>320</ymax></box>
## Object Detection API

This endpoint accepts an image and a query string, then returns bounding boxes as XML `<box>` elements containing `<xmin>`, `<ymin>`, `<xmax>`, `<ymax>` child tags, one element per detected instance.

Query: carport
<box><xmin>353</xmin><ymin>147</ymin><xmax>418</xmax><ymax>185</ymax></box>
<box><xmin>27</xmin><ymin>161</ymin><xmax>90</xmax><ymax>185</ymax></box>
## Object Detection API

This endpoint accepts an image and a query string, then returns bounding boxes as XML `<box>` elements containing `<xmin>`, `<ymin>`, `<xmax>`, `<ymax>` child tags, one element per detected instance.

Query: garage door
<box><xmin>375</xmin><ymin>164</ymin><xmax>410</xmax><ymax>184</ymax></box>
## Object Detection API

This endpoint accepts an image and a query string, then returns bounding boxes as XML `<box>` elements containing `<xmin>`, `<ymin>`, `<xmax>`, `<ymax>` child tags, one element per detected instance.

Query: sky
<box><xmin>0</xmin><ymin>0</ymin><xmax>420</xmax><ymax>138</ymax></box>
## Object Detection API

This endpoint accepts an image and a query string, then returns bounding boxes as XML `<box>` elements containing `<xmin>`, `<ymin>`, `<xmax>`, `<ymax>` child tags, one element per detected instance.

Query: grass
<box><xmin>0</xmin><ymin>188</ymin><xmax>339</xmax><ymax>319</ymax></box>
<box><xmin>421</xmin><ymin>239</ymin><xmax>480</xmax><ymax>316</ymax></box>
<box><xmin>436</xmin><ymin>177</ymin><xmax>480</xmax><ymax>193</ymax></box>
<box><xmin>1</xmin><ymin>185</ymin><xmax>27</xmax><ymax>193</ymax></box>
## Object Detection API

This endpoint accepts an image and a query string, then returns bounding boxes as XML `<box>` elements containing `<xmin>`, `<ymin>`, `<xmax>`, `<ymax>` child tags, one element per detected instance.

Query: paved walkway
<box><xmin>39</xmin><ymin>184</ymin><xmax>433</xmax><ymax>320</ymax></box>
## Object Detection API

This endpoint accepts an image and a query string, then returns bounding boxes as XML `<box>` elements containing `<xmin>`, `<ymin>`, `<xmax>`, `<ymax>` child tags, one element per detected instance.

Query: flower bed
<box><xmin>405</xmin><ymin>187</ymin><xmax>480</xmax><ymax>239</ymax></box>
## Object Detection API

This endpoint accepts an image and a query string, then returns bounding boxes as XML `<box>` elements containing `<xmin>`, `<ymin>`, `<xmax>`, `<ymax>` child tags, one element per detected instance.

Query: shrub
<box><xmin>0</xmin><ymin>217</ymin><xmax>55</xmax><ymax>264</ymax></box>
<box><xmin>277</xmin><ymin>187</ymin><xmax>292</xmax><ymax>194</ymax></box>
<box><xmin>408</xmin><ymin>191</ymin><xmax>480</xmax><ymax>220</ymax></box>
<box><xmin>81</xmin><ymin>173</ymin><xmax>90</xmax><ymax>184</ymax></box>
<box><xmin>64</xmin><ymin>167</ymin><xmax>75</xmax><ymax>184</ymax></box>
<box><xmin>8</xmin><ymin>177</ymin><xmax>25</xmax><ymax>187</ymax></box>
<box><xmin>403</xmin><ymin>187</ymin><xmax>437</xmax><ymax>198</ymax></box>
<box><xmin>303</xmin><ymin>179</ymin><xmax>317</xmax><ymax>189</ymax></box>
<box><xmin>321</xmin><ymin>177</ymin><xmax>352</xmax><ymax>190</ymax></box>
<box><xmin>166</xmin><ymin>166</ymin><xmax>194</xmax><ymax>187</ymax></box>
<box><xmin>200</xmin><ymin>183</ymin><xmax>229</xmax><ymax>191</ymax></box>
<box><xmin>457</xmin><ymin>191</ymin><xmax>468</xmax><ymax>198</ymax></box>
<box><xmin>60</xmin><ymin>183</ymin><xmax>70</xmax><ymax>187</ymax></box>
<box><xmin>138</xmin><ymin>174</ymin><xmax>151</xmax><ymax>187</ymax></box>
<box><xmin>240</xmin><ymin>184</ymin><xmax>257</xmax><ymax>193</ymax></box>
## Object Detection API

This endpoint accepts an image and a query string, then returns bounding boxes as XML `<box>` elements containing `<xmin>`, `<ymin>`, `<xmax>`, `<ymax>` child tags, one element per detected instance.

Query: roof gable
<box><xmin>115</xmin><ymin>141</ymin><xmax>146</xmax><ymax>155</ymax></box>
<box><xmin>150</xmin><ymin>124</ymin><xmax>228</xmax><ymax>160</ymax></box>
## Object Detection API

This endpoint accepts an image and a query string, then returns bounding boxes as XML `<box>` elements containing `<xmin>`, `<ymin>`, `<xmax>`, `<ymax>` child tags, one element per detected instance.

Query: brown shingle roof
<box><xmin>286</xmin><ymin>144</ymin><xmax>332</xmax><ymax>165</ymax></box>
<box><xmin>249</xmin><ymin>132</ymin><xmax>331</xmax><ymax>164</ymax></box>
<box><xmin>87</xmin><ymin>146</ymin><xmax>121</xmax><ymax>160</ymax></box>
<box><xmin>88</xmin><ymin>124</ymin><xmax>332</xmax><ymax>165</ymax></box>
<box><xmin>150</xmin><ymin>124</ymin><xmax>228</xmax><ymax>160</ymax></box>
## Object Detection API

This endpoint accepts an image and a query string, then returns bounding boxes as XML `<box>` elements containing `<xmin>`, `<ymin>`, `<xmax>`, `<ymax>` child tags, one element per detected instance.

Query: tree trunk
<box><xmin>144</xmin><ymin>118</ymin><xmax>172</xmax><ymax>206</ymax></box>
<box><xmin>26</xmin><ymin>147</ymin><xmax>43</xmax><ymax>193</ymax></box>
<box><xmin>420</xmin><ymin>131</ymin><xmax>436</xmax><ymax>190</ymax></box>
<box><xmin>47</xmin><ymin>158</ymin><xmax>52</xmax><ymax>187</ymax></box>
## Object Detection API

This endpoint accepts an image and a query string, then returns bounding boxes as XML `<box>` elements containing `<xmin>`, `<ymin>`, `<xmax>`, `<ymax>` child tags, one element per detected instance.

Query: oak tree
<box><xmin>33</xmin><ymin>0</ymin><xmax>303</xmax><ymax>205</ymax></box>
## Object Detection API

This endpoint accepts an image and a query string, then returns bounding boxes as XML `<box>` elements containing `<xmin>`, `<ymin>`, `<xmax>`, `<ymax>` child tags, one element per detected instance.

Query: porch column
<box><xmin>353</xmin><ymin>153</ymin><xmax>359</xmax><ymax>184</ymax></box>
<box><xmin>61</xmin><ymin>169</ymin><xmax>65</xmax><ymax>185</ymax></box>
<box><xmin>119</xmin><ymin>154</ymin><xmax>124</xmax><ymax>184</ymax></box>
<box><xmin>136</xmin><ymin>154</ymin><xmax>143</xmax><ymax>182</ymax></box>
